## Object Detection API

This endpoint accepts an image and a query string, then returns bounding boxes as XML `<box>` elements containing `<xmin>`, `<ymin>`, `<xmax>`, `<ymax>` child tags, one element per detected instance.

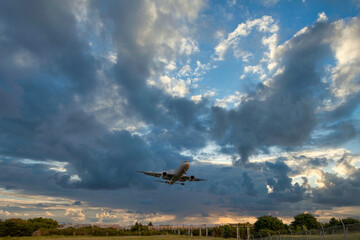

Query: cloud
<box><xmin>211</xmin><ymin>18</ymin><xmax>356</xmax><ymax>164</ymax></box>
<box><xmin>312</xmin><ymin>170</ymin><xmax>360</xmax><ymax>206</ymax></box>
<box><xmin>214</xmin><ymin>16</ymin><xmax>278</xmax><ymax>61</ymax></box>
<box><xmin>65</xmin><ymin>208</ymin><xmax>85</xmax><ymax>222</ymax></box>
<box><xmin>0</xmin><ymin>0</ymin><xmax>360</xmax><ymax>225</ymax></box>
<box><xmin>265</xmin><ymin>161</ymin><xmax>308</xmax><ymax>203</ymax></box>
<box><xmin>0</xmin><ymin>0</ymin><xmax>208</xmax><ymax>191</ymax></box>
<box><xmin>242</xmin><ymin>172</ymin><xmax>258</xmax><ymax>196</ymax></box>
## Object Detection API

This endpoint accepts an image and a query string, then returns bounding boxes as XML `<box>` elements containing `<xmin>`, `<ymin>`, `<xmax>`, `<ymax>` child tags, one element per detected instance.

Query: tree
<box><xmin>290</xmin><ymin>213</ymin><xmax>320</xmax><ymax>230</ymax></box>
<box><xmin>254</xmin><ymin>216</ymin><xmax>287</xmax><ymax>233</ymax></box>
<box><xmin>328</xmin><ymin>217</ymin><xmax>341</xmax><ymax>226</ymax></box>
<box><xmin>0</xmin><ymin>219</ymin><xmax>4</xmax><ymax>237</ymax></box>
<box><xmin>27</xmin><ymin>217</ymin><xmax>58</xmax><ymax>232</ymax></box>
<box><xmin>342</xmin><ymin>217</ymin><xmax>360</xmax><ymax>225</ymax></box>
<box><xmin>3</xmin><ymin>218</ymin><xmax>32</xmax><ymax>236</ymax></box>
<box><xmin>148</xmin><ymin>221</ymin><xmax>153</xmax><ymax>226</ymax></box>
<box><xmin>130</xmin><ymin>222</ymin><xmax>148</xmax><ymax>233</ymax></box>
<box><xmin>222</xmin><ymin>225</ymin><xmax>236</xmax><ymax>238</ymax></box>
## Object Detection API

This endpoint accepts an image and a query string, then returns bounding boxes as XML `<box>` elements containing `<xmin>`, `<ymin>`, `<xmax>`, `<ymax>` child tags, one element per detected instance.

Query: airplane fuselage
<box><xmin>168</xmin><ymin>161</ymin><xmax>190</xmax><ymax>184</ymax></box>
<box><xmin>137</xmin><ymin>160</ymin><xmax>206</xmax><ymax>185</ymax></box>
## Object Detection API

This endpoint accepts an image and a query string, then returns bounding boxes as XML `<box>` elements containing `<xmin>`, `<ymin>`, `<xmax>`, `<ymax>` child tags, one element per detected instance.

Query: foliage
<box><xmin>1</xmin><ymin>218</ymin><xmax>31</xmax><ymax>237</ymax></box>
<box><xmin>325</xmin><ymin>217</ymin><xmax>359</xmax><ymax>227</ymax></box>
<box><xmin>222</xmin><ymin>225</ymin><xmax>236</xmax><ymax>238</ymax></box>
<box><xmin>342</xmin><ymin>217</ymin><xmax>360</xmax><ymax>225</ymax></box>
<box><xmin>290</xmin><ymin>213</ymin><xmax>320</xmax><ymax>230</ymax></box>
<box><xmin>28</xmin><ymin>217</ymin><xmax>58</xmax><ymax>232</ymax></box>
<box><xmin>0</xmin><ymin>217</ymin><xmax>58</xmax><ymax>237</ymax></box>
<box><xmin>328</xmin><ymin>217</ymin><xmax>341</xmax><ymax>226</ymax></box>
<box><xmin>254</xmin><ymin>215</ymin><xmax>287</xmax><ymax>232</ymax></box>
<box><xmin>0</xmin><ymin>214</ymin><xmax>359</xmax><ymax>238</ymax></box>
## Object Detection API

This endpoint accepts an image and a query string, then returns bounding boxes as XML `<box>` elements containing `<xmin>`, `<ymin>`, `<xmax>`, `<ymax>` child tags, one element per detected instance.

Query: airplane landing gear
<box><xmin>181</xmin><ymin>183</ymin><xmax>185</xmax><ymax>186</ymax></box>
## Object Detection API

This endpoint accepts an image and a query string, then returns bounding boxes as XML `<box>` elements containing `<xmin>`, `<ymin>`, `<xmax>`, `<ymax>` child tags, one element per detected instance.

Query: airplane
<box><xmin>136</xmin><ymin>160</ymin><xmax>206</xmax><ymax>185</ymax></box>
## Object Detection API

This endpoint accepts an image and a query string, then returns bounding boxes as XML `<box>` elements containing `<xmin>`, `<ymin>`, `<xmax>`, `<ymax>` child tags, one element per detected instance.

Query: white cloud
<box><xmin>178</xmin><ymin>64</ymin><xmax>192</xmax><ymax>77</ymax></box>
<box><xmin>333</xmin><ymin>153</ymin><xmax>359</xmax><ymax>177</ymax></box>
<box><xmin>96</xmin><ymin>209</ymin><xmax>118</xmax><ymax>223</ymax></box>
<box><xmin>158</xmin><ymin>75</ymin><xmax>189</xmax><ymax>97</ymax></box>
<box><xmin>157</xmin><ymin>0</ymin><xmax>206</xmax><ymax>21</ymax></box>
<box><xmin>262</xmin><ymin>0</ymin><xmax>280</xmax><ymax>6</ymax></box>
<box><xmin>213</xmin><ymin>15</ymin><xmax>279</xmax><ymax>83</ymax></box>
<box><xmin>0</xmin><ymin>210</ymin><xmax>10</xmax><ymax>216</ymax></box>
<box><xmin>65</xmin><ymin>208</ymin><xmax>86</xmax><ymax>222</ymax></box>
<box><xmin>317</xmin><ymin>12</ymin><xmax>328</xmax><ymax>22</ymax></box>
<box><xmin>191</xmin><ymin>91</ymin><xmax>215</xmax><ymax>103</ymax></box>
<box><xmin>330</xmin><ymin>17</ymin><xmax>360</xmax><ymax>99</ymax></box>
<box><xmin>215</xmin><ymin>91</ymin><xmax>248</xmax><ymax>108</ymax></box>
<box><xmin>181</xmin><ymin>141</ymin><xmax>234</xmax><ymax>165</ymax></box>
<box><xmin>44</xmin><ymin>211</ymin><xmax>54</xmax><ymax>217</ymax></box>
<box><xmin>293</xmin><ymin>26</ymin><xmax>309</xmax><ymax>38</ymax></box>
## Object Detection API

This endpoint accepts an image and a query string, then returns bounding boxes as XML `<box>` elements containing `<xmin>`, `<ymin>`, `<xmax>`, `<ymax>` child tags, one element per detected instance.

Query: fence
<box><xmin>249</xmin><ymin>223</ymin><xmax>360</xmax><ymax>240</ymax></box>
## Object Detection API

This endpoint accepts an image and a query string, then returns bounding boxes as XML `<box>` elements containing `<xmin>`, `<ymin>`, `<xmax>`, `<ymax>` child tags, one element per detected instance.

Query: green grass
<box><xmin>260</xmin><ymin>233</ymin><xmax>360</xmax><ymax>240</ymax></box>
<box><xmin>0</xmin><ymin>236</ymin><xmax>225</xmax><ymax>240</ymax></box>
<box><xmin>1</xmin><ymin>233</ymin><xmax>360</xmax><ymax>240</ymax></box>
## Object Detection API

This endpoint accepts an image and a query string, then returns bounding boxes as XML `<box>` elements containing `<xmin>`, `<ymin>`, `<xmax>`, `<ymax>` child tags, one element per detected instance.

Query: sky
<box><xmin>0</xmin><ymin>0</ymin><xmax>360</xmax><ymax>226</ymax></box>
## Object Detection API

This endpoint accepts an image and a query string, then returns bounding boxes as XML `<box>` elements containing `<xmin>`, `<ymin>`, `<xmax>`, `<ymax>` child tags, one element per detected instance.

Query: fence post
<box><xmin>247</xmin><ymin>227</ymin><xmax>251</xmax><ymax>240</ymax></box>
<box><xmin>332</xmin><ymin>229</ymin><xmax>334</xmax><ymax>240</ymax></box>
<box><xmin>303</xmin><ymin>225</ymin><xmax>307</xmax><ymax>240</ymax></box>
<box><xmin>237</xmin><ymin>227</ymin><xmax>239</xmax><ymax>239</ymax></box>
<box><xmin>200</xmin><ymin>228</ymin><xmax>202</xmax><ymax>237</ymax></box>
<box><xmin>206</xmin><ymin>228</ymin><xmax>208</xmax><ymax>237</ymax></box>
<box><xmin>289</xmin><ymin>228</ymin><xmax>293</xmax><ymax>240</ymax></box>
<box><xmin>277</xmin><ymin>230</ymin><xmax>281</xmax><ymax>240</ymax></box>
<box><xmin>320</xmin><ymin>223</ymin><xmax>325</xmax><ymax>240</ymax></box>
<box><xmin>341</xmin><ymin>219</ymin><xmax>348</xmax><ymax>240</ymax></box>
<box><xmin>267</xmin><ymin>232</ymin><xmax>272</xmax><ymax>240</ymax></box>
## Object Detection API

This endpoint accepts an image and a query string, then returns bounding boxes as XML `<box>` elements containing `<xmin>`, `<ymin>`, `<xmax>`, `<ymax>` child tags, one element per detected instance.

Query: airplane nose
<box><xmin>184</xmin><ymin>162</ymin><xmax>190</xmax><ymax>170</ymax></box>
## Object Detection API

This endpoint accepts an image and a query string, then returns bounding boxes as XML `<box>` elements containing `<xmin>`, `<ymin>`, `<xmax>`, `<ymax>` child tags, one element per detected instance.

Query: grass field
<box><xmin>0</xmin><ymin>236</ymin><xmax>223</xmax><ymax>240</ymax></box>
<box><xmin>1</xmin><ymin>233</ymin><xmax>360</xmax><ymax>240</ymax></box>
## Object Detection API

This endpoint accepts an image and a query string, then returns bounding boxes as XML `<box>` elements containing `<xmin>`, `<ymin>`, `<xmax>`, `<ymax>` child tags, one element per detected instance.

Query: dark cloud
<box><xmin>0</xmin><ymin>0</ymin><xmax>359</xmax><ymax>223</ymax></box>
<box><xmin>312</xmin><ymin>170</ymin><xmax>360</xmax><ymax>206</ymax></box>
<box><xmin>242</xmin><ymin>172</ymin><xmax>258</xmax><ymax>196</ymax></box>
<box><xmin>314</xmin><ymin>120</ymin><xmax>358</xmax><ymax>147</ymax></box>
<box><xmin>211</xmin><ymin>22</ymin><xmax>333</xmax><ymax>164</ymax></box>
<box><xmin>0</xmin><ymin>0</ymin><xmax>207</xmax><ymax>190</ymax></box>
<box><xmin>293</xmin><ymin>155</ymin><xmax>329</xmax><ymax>167</ymax></box>
<box><xmin>73</xmin><ymin>201</ymin><xmax>82</xmax><ymax>206</ymax></box>
<box><xmin>265</xmin><ymin>161</ymin><xmax>308</xmax><ymax>203</ymax></box>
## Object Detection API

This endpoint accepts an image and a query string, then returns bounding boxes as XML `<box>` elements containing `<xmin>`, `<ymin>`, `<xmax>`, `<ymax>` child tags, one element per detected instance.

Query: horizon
<box><xmin>0</xmin><ymin>0</ymin><xmax>360</xmax><ymax>226</ymax></box>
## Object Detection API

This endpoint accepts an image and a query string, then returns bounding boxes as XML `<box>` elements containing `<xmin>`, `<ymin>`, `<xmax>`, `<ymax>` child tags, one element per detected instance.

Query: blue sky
<box><xmin>0</xmin><ymin>0</ymin><xmax>360</xmax><ymax>225</ymax></box>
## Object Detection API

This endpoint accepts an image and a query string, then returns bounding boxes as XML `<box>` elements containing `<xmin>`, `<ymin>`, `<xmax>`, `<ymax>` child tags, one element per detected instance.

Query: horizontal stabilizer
<box><xmin>155</xmin><ymin>180</ymin><xmax>182</xmax><ymax>185</ymax></box>
<box><xmin>156</xmin><ymin>180</ymin><xmax>168</xmax><ymax>184</ymax></box>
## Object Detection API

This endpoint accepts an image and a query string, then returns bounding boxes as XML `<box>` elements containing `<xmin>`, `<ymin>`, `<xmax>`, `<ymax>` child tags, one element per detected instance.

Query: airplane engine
<box><xmin>161</xmin><ymin>172</ymin><xmax>167</xmax><ymax>179</ymax></box>
<box><xmin>189</xmin><ymin>175</ymin><xmax>195</xmax><ymax>181</ymax></box>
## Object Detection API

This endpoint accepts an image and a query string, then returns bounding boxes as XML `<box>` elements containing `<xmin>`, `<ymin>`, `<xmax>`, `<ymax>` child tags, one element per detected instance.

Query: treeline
<box><xmin>1</xmin><ymin>214</ymin><xmax>359</xmax><ymax>238</ymax></box>
<box><xmin>0</xmin><ymin>220</ymin><xmax>177</xmax><ymax>237</ymax></box>
<box><xmin>203</xmin><ymin>214</ymin><xmax>360</xmax><ymax>238</ymax></box>
<box><xmin>252</xmin><ymin>213</ymin><xmax>360</xmax><ymax>238</ymax></box>
<box><xmin>0</xmin><ymin>218</ymin><xmax>58</xmax><ymax>237</ymax></box>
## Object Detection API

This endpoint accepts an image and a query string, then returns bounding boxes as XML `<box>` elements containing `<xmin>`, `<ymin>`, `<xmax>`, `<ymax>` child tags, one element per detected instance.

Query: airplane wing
<box><xmin>181</xmin><ymin>176</ymin><xmax>207</xmax><ymax>181</ymax></box>
<box><xmin>136</xmin><ymin>171</ymin><xmax>174</xmax><ymax>180</ymax></box>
